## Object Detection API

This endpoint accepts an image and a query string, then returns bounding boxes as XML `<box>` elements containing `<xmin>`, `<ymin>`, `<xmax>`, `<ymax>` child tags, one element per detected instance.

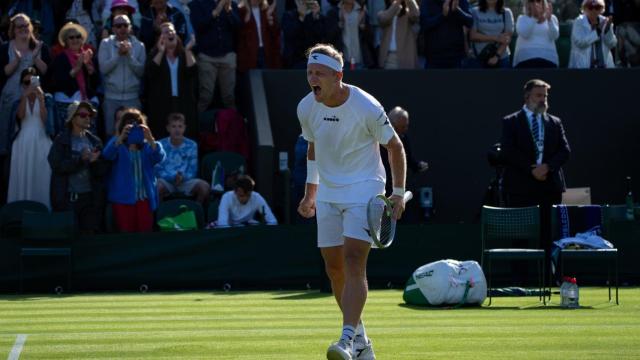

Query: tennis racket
<box><xmin>366</xmin><ymin>191</ymin><xmax>413</xmax><ymax>249</ymax></box>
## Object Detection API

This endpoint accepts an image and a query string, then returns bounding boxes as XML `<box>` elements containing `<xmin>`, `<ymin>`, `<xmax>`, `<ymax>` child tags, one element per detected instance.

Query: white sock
<box><xmin>355</xmin><ymin>320</ymin><xmax>369</xmax><ymax>343</ymax></box>
<box><xmin>339</xmin><ymin>325</ymin><xmax>356</xmax><ymax>344</ymax></box>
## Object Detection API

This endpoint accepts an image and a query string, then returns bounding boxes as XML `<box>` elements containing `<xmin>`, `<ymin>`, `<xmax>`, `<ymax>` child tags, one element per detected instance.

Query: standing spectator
<box><xmin>0</xmin><ymin>13</ymin><xmax>50</xmax><ymax>156</ymax></box>
<box><xmin>51</xmin><ymin>22</ymin><xmax>100</xmax><ymax>135</ymax></box>
<box><xmin>612</xmin><ymin>0</ymin><xmax>640</xmax><ymax>67</ymax></box>
<box><xmin>282</xmin><ymin>0</ymin><xmax>326</xmax><ymax>68</ymax></box>
<box><xmin>7</xmin><ymin>0</ymin><xmax>56</xmax><ymax>45</ymax></box>
<box><xmin>569</xmin><ymin>0</ymin><xmax>617</xmax><ymax>68</ymax></box>
<box><xmin>368</xmin><ymin>0</ymin><xmax>388</xmax><ymax>49</ymax></box>
<box><xmin>190</xmin><ymin>0</ymin><xmax>241</xmax><ymax>111</ymax></box>
<box><xmin>65</xmin><ymin>0</ymin><xmax>99</xmax><ymax>48</ymax></box>
<box><xmin>48</xmin><ymin>101</ymin><xmax>109</xmax><ymax>234</ymax></box>
<box><xmin>236</xmin><ymin>0</ymin><xmax>282</xmax><ymax>73</ymax></box>
<box><xmin>155</xmin><ymin>112</ymin><xmax>210</xmax><ymax>204</ymax></box>
<box><xmin>500</xmin><ymin>79</ymin><xmax>570</xmax><ymax>250</ymax></box>
<box><xmin>139</xmin><ymin>0</ymin><xmax>189</xmax><ymax>51</ymax></box>
<box><xmin>338</xmin><ymin>0</ymin><xmax>377</xmax><ymax>69</ymax></box>
<box><xmin>468</xmin><ymin>0</ymin><xmax>514</xmax><ymax>68</ymax></box>
<box><xmin>7</xmin><ymin>67</ymin><xmax>51</xmax><ymax>208</ymax></box>
<box><xmin>420</xmin><ymin>0</ymin><xmax>473</xmax><ymax>69</ymax></box>
<box><xmin>101</xmin><ymin>0</ymin><xmax>142</xmax><ymax>39</ymax></box>
<box><xmin>144</xmin><ymin>22</ymin><xmax>197</xmax><ymax>139</ymax></box>
<box><xmin>102</xmin><ymin>108</ymin><xmax>166</xmax><ymax>233</ymax></box>
<box><xmin>513</xmin><ymin>0</ymin><xmax>559</xmax><ymax>68</ymax></box>
<box><xmin>216</xmin><ymin>175</ymin><xmax>278</xmax><ymax>227</ymax></box>
<box><xmin>378</xmin><ymin>0</ymin><xmax>420</xmax><ymax>69</ymax></box>
<box><xmin>99</xmin><ymin>14</ymin><xmax>146</xmax><ymax>137</ymax></box>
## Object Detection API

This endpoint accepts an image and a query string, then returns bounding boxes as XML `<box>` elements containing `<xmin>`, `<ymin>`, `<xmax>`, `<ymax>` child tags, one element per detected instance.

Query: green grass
<box><xmin>1</xmin><ymin>288</ymin><xmax>639</xmax><ymax>359</ymax></box>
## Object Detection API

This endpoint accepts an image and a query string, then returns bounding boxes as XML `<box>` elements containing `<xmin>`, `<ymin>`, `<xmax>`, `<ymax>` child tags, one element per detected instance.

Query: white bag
<box><xmin>403</xmin><ymin>259</ymin><xmax>487</xmax><ymax>306</ymax></box>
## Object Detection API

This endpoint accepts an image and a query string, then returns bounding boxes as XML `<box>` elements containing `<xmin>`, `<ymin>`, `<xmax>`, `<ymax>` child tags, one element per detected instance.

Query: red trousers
<box><xmin>112</xmin><ymin>200</ymin><xmax>154</xmax><ymax>232</ymax></box>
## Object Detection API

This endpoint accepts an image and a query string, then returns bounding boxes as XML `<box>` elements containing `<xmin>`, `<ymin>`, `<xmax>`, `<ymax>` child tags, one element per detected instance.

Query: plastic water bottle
<box><xmin>560</xmin><ymin>277</ymin><xmax>579</xmax><ymax>309</ymax></box>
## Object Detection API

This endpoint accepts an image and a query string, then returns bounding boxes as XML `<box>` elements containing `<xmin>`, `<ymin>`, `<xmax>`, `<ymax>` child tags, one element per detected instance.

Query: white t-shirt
<box><xmin>297</xmin><ymin>84</ymin><xmax>396</xmax><ymax>204</ymax></box>
<box><xmin>217</xmin><ymin>190</ymin><xmax>278</xmax><ymax>227</ymax></box>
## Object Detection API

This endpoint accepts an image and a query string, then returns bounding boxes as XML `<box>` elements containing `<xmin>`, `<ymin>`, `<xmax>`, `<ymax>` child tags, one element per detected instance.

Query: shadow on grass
<box><xmin>398</xmin><ymin>302</ymin><xmax>617</xmax><ymax>310</ymax></box>
<box><xmin>271</xmin><ymin>291</ymin><xmax>333</xmax><ymax>300</ymax></box>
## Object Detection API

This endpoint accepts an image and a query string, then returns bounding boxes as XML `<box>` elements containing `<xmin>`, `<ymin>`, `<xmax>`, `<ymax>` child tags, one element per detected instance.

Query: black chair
<box><xmin>207</xmin><ymin>197</ymin><xmax>221</xmax><ymax>224</ymax></box>
<box><xmin>20</xmin><ymin>211</ymin><xmax>75</xmax><ymax>293</ymax></box>
<box><xmin>156</xmin><ymin>199</ymin><xmax>205</xmax><ymax>229</ymax></box>
<box><xmin>481</xmin><ymin>205</ymin><xmax>546</xmax><ymax>305</ymax></box>
<box><xmin>200</xmin><ymin>151</ymin><xmax>247</xmax><ymax>186</ymax></box>
<box><xmin>550</xmin><ymin>205</ymin><xmax>619</xmax><ymax>304</ymax></box>
<box><xmin>0</xmin><ymin>200</ymin><xmax>49</xmax><ymax>238</ymax></box>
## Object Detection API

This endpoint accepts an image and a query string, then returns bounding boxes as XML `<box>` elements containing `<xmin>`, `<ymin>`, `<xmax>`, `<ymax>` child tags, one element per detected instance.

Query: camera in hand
<box><xmin>30</xmin><ymin>75</ymin><xmax>40</xmax><ymax>87</ymax></box>
<box><xmin>127</xmin><ymin>124</ymin><xmax>145</xmax><ymax>145</ymax></box>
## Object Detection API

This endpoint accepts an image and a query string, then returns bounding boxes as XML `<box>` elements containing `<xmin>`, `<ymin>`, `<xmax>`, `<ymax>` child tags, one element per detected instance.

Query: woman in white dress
<box><xmin>7</xmin><ymin>67</ymin><xmax>52</xmax><ymax>208</ymax></box>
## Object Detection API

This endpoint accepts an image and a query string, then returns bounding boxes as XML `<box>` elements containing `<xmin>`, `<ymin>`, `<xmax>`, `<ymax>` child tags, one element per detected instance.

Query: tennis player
<box><xmin>297</xmin><ymin>43</ymin><xmax>407</xmax><ymax>360</ymax></box>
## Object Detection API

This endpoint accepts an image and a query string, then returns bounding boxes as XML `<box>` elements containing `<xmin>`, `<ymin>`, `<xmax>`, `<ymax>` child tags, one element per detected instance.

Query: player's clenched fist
<box><xmin>297</xmin><ymin>197</ymin><xmax>316</xmax><ymax>218</ymax></box>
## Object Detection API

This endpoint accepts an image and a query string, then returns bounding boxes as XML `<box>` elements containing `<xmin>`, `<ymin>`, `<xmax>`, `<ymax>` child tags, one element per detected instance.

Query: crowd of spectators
<box><xmin>0</xmin><ymin>0</ymin><xmax>638</xmax><ymax>233</ymax></box>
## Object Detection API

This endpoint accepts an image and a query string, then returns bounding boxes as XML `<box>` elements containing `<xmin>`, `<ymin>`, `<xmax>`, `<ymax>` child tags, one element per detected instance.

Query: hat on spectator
<box><xmin>58</xmin><ymin>22</ymin><xmax>88</xmax><ymax>47</ymax></box>
<box><xmin>111</xmin><ymin>0</ymin><xmax>136</xmax><ymax>14</ymax></box>
<box><xmin>66</xmin><ymin>101</ymin><xmax>97</xmax><ymax>124</ymax></box>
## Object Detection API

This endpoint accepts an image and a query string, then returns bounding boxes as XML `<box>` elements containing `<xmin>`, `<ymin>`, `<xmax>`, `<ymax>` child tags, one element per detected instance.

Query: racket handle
<box><xmin>403</xmin><ymin>191</ymin><xmax>413</xmax><ymax>203</ymax></box>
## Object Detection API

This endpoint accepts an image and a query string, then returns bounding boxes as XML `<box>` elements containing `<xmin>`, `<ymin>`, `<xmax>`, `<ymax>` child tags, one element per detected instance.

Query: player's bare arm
<box><xmin>298</xmin><ymin>141</ymin><xmax>318</xmax><ymax>218</ymax></box>
<box><xmin>382</xmin><ymin>133</ymin><xmax>407</xmax><ymax>220</ymax></box>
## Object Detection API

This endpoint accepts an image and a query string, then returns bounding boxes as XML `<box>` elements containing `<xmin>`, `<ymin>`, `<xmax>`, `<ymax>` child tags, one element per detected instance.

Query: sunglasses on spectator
<box><xmin>587</xmin><ymin>4</ymin><xmax>604</xmax><ymax>10</ymax></box>
<box><xmin>67</xmin><ymin>34</ymin><xmax>82</xmax><ymax>40</ymax></box>
<box><xmin>114</xmin><ymin>23</ymin><xmax>129</xmax><ymax>28</ymax></box>
<box><xmin>528</xmin><ymin>0</ymin><xmax>543</xmax><ymax>3</ymax></box>
<box><xmin>76</xmin><ymin>112</ymin><xmax>92</xmax><ymax>118</ymax></box>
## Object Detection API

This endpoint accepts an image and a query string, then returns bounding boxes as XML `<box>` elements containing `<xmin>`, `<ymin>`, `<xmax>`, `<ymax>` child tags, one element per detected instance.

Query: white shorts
<box><xmin>157</xmin><ymin>178</ymin><xmax>205</xmax><ymax>196</ymax></box>
<box><xmin>316</xmin><ymin>201</ymin><xmax>373</xmax><ymax>248</ymax></box>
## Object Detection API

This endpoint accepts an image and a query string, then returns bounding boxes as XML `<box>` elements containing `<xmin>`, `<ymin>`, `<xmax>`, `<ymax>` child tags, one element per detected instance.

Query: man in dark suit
<box><xmin>501</xmin><ymin>79</ymin><xmax>571</xmax><ymax>249</ymax></box>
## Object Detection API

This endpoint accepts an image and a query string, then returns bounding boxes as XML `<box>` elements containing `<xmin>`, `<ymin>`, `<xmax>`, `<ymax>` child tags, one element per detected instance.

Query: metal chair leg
<box><xmin>615</xmin><ymin>254</ymin><xmax>619</xmax><ymax>305</ymax></box>
<box><xmin>487</xmin><ymin>258</ymin><xmax>492</xmax><ymax>306</ymax></box>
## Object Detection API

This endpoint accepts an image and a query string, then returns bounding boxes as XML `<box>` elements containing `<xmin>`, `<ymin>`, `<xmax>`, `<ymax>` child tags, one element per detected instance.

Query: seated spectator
<box><xmin>65</xmin><ymin>0</ymin><xmax>99</xmax><ymax>48</ymax></box>
<box><xmin>237</xmin><ymin>0</ymin><xmax>282</xmax><ymax>73</ymax></box>
<box><xmin>381</xmin><ymin>106</ymin><xmax>427</xmax><ymax>193</ymax></box>
<box><xmin>98</xmin><ymin>14</ymin><xmax>146</xmax><ymax>137</ymax></box>
<box><xmin>144</xmin><ymin>22</ymin><xmax>197</xmax><ymax>139</ymax></box>
<box><xmin>420</xmin><ymin>0</ymin><xmax>473</xmax><ymax>69</ymax></box>
<box><xmin>378</xmin><ymin>0</ymin><xmax>420</xmax><ymax>69</ymax></box>
<box><xmin>613</xmin><ymin>0</ymin><xmax>640</xmax><ymax>67</ymax></box>
<box><xmin>569</xmin><ymin>0</ymin><xmax>617</xmax><ymax>68</ymax></box>
<box><xmin>468</xmin><ymin>0</ymin><xmax>514</xmax><ymax>68</ymax></box>
<box><xmin>103</xmin><ymin>107</ymin><xmax>165</xmax><ymax>232</ymax></box>
<box><xmin>101</xmin><ymin>0</ymin><xmax>141</xmax><ymax>40</ymax></box>
<box><xmin>282</xmin><ymin>0</ymin><xmax>326</xmax><ymax>69</ymax></box>
<box><xmin>190</xmin><ymin>0</ymin><xmax>240</xmax><ymax>111</ymax></box>
<box><xmin>0</xmin><ymin>13</ymin><xmax>50</xmax><ymax>156</ymax></box>
<box><xmin>155</xmin><ymin>112</ymin><xmax>210</xmax><ymax>203</ymax></box>
<box><xmin>216</xmin><ymin>175</ymin><xmax>277</xmax><ymax>227</ymax></box>
<box><xmin>513</xmin><ymin>0</ymin><xmax>559</xmax><ymax>68</ymax></box>
<box><xmin>7</xmin><ymin>67</ymin><xmax>51</xmax><ymax>208</ymax></box>
<box><xmin>139</xmin><ymin>0</ymin><xmax>189</xmax><ymax>51</ymax></box>
<box><xmin>48</xmin><ymin>101</ymin><xmax>109</xmax><ymax>234</ymax></box>
<box><xmin>52</xmin><ymin>22</ymin><xmax>100</xmax><ymax>135</ymax></box>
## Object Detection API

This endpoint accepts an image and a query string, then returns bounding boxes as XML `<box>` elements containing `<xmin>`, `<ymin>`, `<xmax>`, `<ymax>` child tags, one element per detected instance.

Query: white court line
<box><xmin>7</xmin><ymin>334</ymin><xmax>27</xmax><ymax>360</ymax></box>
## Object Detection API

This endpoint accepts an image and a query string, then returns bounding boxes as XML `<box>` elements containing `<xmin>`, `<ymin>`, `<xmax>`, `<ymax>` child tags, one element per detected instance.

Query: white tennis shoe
<box><xmin>326</xmin><ymin>339</ymin><xmax>353</xmax><ymax>360</ymax></box>
<box><xmin>353</xmin><ymin>337</ymin><xmax>376</xmax><ymax>360</ymax></box>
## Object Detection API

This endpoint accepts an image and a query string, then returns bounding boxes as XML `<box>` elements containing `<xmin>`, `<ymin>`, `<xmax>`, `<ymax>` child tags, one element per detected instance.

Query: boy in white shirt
<box><xmin>297</xmin><ymin>43</ymin><xmax>407</xmax><ymax>360</ymax></box>
<box><xmin>216</xmin><ymin>175</ymin><xmax>277</xmax><ymax>227</ymax></box>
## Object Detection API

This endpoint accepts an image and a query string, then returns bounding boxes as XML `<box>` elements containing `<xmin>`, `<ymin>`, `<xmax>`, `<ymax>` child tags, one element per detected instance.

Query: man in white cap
<box><xmin>297</xmin><ymin>43</ymin><xmax>407</xmax><ymax>360</ymax></box>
